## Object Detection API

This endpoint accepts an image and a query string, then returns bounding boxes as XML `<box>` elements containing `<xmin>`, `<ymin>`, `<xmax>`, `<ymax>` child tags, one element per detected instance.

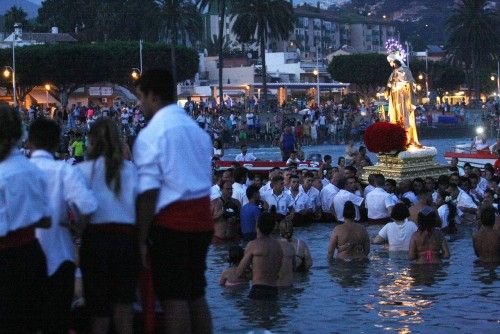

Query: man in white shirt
<box><xmin>0</xmin><ymin>107</ymin><xmax>52</xmax><ymax>333</ymax></box>
<box><xmin>263</xmin><ymin>175</ymin><xmax>294</xmax><ymax>222</ymax></box>
<box><xmin>320</xmin><ymin>171</ymin><xmax>341</xmax><ymax>222</ymax></box>
<box><xmin>301</xmin><ymin>171</ymin><xmax>321</xmax><ymax>218</ymax></box>
<box><xmin>235</xmin><ymin>144</ymin><xmax>257</xmax><ymax>162</ymax></box>
<box><xmin>447</xmin><ymin>183</ymin><xmax>477</xmax><ymax>225</ymax></box>
<box><xmin>333</xmin><ymin>177</ymin><xmax>364</xmax><ymax>223</ymax></box>
<box><xmin>134</xmin><ymin>69</ymin><xmax>213</xmax><ymax>333</ymax></box>
<box><xmin>366</xmin><ymin>174</ymin><xmax>395</xmax><ymax>224</ymax></box>
<box><xmin>287</xmin><ymin>175</ymin><xmax>312</xmax><ymax>225</ymax></box>
<box><xmin>232</xmin><ymin>167</ymin><xmax>249</xmax><ymax>206</ymax></box>
<box><xmin>399</xmin><ymin>179</ymin><xmax>418</xmax><ymax>205</ymax></box>
<box><xmin>28</xmin><ymin>118</ymin><xmax>98</xmax><ymax>333</ymax></box>
<box><xmin>259</xmin><ymin>167</ymin><xmax>281</xmax><ymax>197</ymax></box>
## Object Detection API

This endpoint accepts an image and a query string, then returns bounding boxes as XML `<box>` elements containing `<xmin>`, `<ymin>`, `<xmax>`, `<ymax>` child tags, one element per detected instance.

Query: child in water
<box><xmin>219</xmin><ymin>246</ymin><xmax>250</xmax><ymax>286</ymax></box>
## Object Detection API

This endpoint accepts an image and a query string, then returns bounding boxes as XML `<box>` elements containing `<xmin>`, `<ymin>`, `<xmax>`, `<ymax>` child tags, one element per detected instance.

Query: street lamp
<box><xmin>131</xmin><ymin>68</ymin><xmax>141</xmax><ymax>80</ymax></box>
<box><xmin>3</xmin><ymin>66</ymin><xmax>16</xmax><ymax>106</ymax></box>
<box><xmin>44</xmin><ymin>84</ymin><xmax>50</xmax><ymax>108</ymax></box>
<box><xmin>418</xmin><ymin>73</ymin><xmax>424</xmax><ymax>80</ymax></box>
<box><xmin>313</xmin><ymin>69</ymin><xmax>320</xmax><ymax>107</ymax></box>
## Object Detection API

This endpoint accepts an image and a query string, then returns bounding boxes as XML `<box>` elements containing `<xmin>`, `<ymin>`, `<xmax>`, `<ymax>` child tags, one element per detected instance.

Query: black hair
<box><xmin>304</xmin><ymin>171</ymin><xmax>314</xmax><ymax>179</ymax></box>
<box><xmin>234</xmin><ymin>167</ymin><xmax>248</xmax><ymax>184</ymax></box>
<box><xmin>480</xmin><ymin>206</ymin><xmax>496</xmax><ymax>226</ymax></box>
<box><xmin>393</xmin><ymin>59</ymin><xmax>402</xmax><ymax>67</ymax></box>
<box><xmin>391</xmin><ymin>203</ymin><xmax>410</xmax><ymax>221</ymax></box>
<box><xmin>386</xmin><ymin>179</ymin><xmax>397</xmax><ymax>188</ymax></box>
<box><xmin>417</xmin><ymin>207</ymin><xmax>438</xmax><ymax>233</ymax></box>
<box><xmin>337</xmin><ymin>156</ymin><xmax>345</xmax><ymax>165</ymax></box>
<box><xmin>0</xmin><ymin>104</ymin><xmax>22</xmax><ymax>161</ymax></box>
<box><xmin>463</xmin><ymin>162</ymin><xmax>472</xmax><ymax>168</ymax></box>
<box><xmin>246</xmin><ymin>184</ymin><xmax>260</xmax><ymax>200</ymax></box>
<box><xmin>271</xmin><ymin>175</ymin><xmax>284</xmax><ymax>185</ymax></box>
<box><xmin>345</xmin><ymin>165</ymin><xmax>357</xmax><ymax>174</ymax></box>
<box><xmin>343</xmin><ymin>201</ymin><xmax>356</xmax><ymax>220</ymax></box>
<box><xmin>28</xmin><ymin>118</ymin><xmax>61</xmax><ymax>152</ymax></box>
<box><xmin>134</xmin><ymin>68</ymin><xmax>176</xmax><ymax>104</ymax></box>
<box><xmin>289</xmin><ymin>174</ymin><xmax>300</xmax><ymax>181</ymax></box>
<box><xmin>374</xmin><ymin>173</ymin><xmax>385</xmax><ymax>187</ymax></box>
<box><xmin>324</xmin><ymin>155</ymin><xmax>332</xmax><ymax>162</ymax></box>
<box><xmin>258</xmin><ymin>212</ymin><xmax>275</xmax><ymax>235</ymax></box>
<box><xmin>228</xmin><ymin>245</ymin><xmax>244</xmax><ymax>265</ymax></box>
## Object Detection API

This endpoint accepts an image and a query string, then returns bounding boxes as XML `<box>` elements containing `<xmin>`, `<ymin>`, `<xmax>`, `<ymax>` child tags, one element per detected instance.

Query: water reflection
<box><xmin>473</xmin><ymin>261</ymin><xmax>499</xmax><ymax>285</ymax></box>
<box><xmin>328</xmin><ymin>259</ymin><xmax>370</xmax><ymax>288</ymax></box>
<box><xmin>408</xmin><ymin>263</ymin><xmax>448</xmax><ymax>287</ymax></box>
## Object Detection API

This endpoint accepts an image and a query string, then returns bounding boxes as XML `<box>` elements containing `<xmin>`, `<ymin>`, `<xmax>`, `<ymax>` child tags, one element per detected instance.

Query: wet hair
<box><xmin>134</xmin><ymin>68</ymin><xmax>176</xmax><ymax>104</ymax></box>
<box><xmin>234</xmin><ymin>167</ymin><xmax>248</xmax><ymax>184</ymax></box>
<box><xmin>246</xmin><ymin>184</ymin><xmax>260</xmax><ymax>200</ymax></box>
<box><xmin>391</xmin><ymin>203</ymin><xmax>410</xmax><ymax>221</ymax></box>
<box><xmin>449</xmin><ymin>166</ymin><xmax>459</xmax><ymax>173</ymax></box>
<box><xmin>279</xmin><ymin>219</ymin><xmax>294</xmax><ymax>240</ymax></box>
<box><xmin>28</xmin><ymin>118</ymin><xmax>61</xmax><ymax>151</ymax></box>
<box><xmin>228</xmin><ymin>245</ymin><xmax>244</xmax><ymax>265</ymax></box>
<box><xmin>258</xmin><ymin>212</ymin><xmax>275</xmax><ymax>235</ymax></box>
<box><xmin>324</xmin><ymin>154</ymin><xmax>332</xmax><ymax>162</ymax></box>
<box><xmin>87</xmin><ymin>118</ymin><xmax>124</xmax><ymax>195</ymax></box>
<box><xmin>480</xmin><ymin>206</ymin><xmax>496</xmax><ymax>226</ymax></box>
<box><xmin>417</xmin><ymin>206</ymin><xmax>439</xmax><ymax>233</ymax></box>
<box><xmin>343</xmin><ymin>201</ymin><xmax>356</xmax><ymax>220</ymax></box>
<box><xmin>0</xmin><ymin>104</ymin><xmax>22</xmax><ymax>161</ymax></box>
<box><xmin>393</xmin><ymin>59</ymin><xmax>402</xmax><ymax>67</ymax></box>
<box><xmin>400</xmin><ymin>197</ymin><xmax>412</xmax><ymax>208</ymax></box>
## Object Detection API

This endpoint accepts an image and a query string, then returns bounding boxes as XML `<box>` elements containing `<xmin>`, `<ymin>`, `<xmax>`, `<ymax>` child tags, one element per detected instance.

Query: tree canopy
<box><xmin>3</xmin><ymin>6</ymin><xmax>29</xmax><ymax>32</ymax></box>
<box><xmin>0</xmin><ymin>41</ymin><xmax>199</xmax><ymax>100</ymax></box>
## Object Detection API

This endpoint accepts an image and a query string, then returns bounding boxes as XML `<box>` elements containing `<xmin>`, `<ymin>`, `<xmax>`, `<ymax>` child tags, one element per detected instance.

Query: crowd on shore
<box><xmin>1</xmin><ymin>70</ymin><xmax>499</xmax><ymax>334</ymax></box>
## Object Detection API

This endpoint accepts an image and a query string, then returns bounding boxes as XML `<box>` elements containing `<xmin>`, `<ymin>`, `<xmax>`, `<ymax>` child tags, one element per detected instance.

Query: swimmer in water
<box><xmin>228</xmin><ymin>212</ymin><xmax>283</xmax><ymax>300</ymax></box>
<box><xmin>219</xmin><ymin>246</ymin><xmax>250</xmax><ymax>286</ymax></box>
<box><xmin>327</xmin><ymin>201</ymin><xmax>370</xmax><ymax>261</ymax></box>
<box><xmin>409</xmin><ymin>206</ymin><xmax>450</xmax><ymax>264</ymax></box>
<box><xmin>473</xmin><ymin>206</ymin><xmax>500</xmax><ymax>263</ymax></box>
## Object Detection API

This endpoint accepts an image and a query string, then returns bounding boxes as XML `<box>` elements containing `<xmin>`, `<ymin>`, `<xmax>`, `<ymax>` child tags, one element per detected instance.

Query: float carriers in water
<box><xmin>214</xmin><ymin>160</ymin><xmax>320</xmax><ymax>174</ymax></box>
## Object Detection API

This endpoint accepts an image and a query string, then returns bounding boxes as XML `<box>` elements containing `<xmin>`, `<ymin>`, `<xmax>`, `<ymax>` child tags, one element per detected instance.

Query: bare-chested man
<box><xmin>473</xmin><ymin>206</ymin><xmax>500</xmax><ymax>263</ymax></box>
<box><xmin>409</xmin><ymin>192</ymin><xmax>432</xmax><ymax>223</ymax></box>
<box><xmin>327</xmin><ymin>201</ymin><xmax>370</xmax><ymax>261</ymax></box>
<box><xmin>211</xmin><ymin>181</ymin><xmax>241</xmax><ymax>244</ymax></box>
<box><xmin>230</xmin><ymin>212</ymin><xmax>283</xmax><ymax>299</ymax></box>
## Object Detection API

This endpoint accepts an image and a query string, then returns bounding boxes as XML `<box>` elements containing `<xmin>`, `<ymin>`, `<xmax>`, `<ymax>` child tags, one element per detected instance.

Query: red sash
<box><xmin>0</xmin><ymin>226</ymin><xmax>36</xmax><ymax>251</ymax></box>
<box><xmin>155</xmin><ymin>196</ymin><xmax>214</xmax><ymax>232</ymax></box>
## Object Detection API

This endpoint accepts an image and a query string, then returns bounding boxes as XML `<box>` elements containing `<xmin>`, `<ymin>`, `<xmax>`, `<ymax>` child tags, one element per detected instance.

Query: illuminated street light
<box><xmin>131</xmin><ymin>68</ymin><xmax>141</xmax><ymax>80</ymax></box>
<box><xmin>313</xmin><ymin>69</ymin><xmax>319</xmax><ymax>76</ymax></box>
<box><xmin>44</xmin><ymin>84</ymin><xmax>51</xmax><ymax>91</ymax></box>
<box><xmin>3</xmin><ymin>68</ymin><xmax>11</xmax><ymax>78</ymax></box>
<box><xmin>416</xmin><ymin>84</ymin><xmax>422</xmax><ymax>91</ymax></box>
<box><xmin>383</xmin><ymin>15</ymin><xmax>387</xmax><ymax>19</ymax></box>
<box><xmin>491</xmin><ymin>75</ymin><xmax>496</xmax><ymax>81</ymax></box>
<box><xmin>418</xmin><ymin>73</ymin><xmax>424</xmax><ymax>80</ymax></box>
<box><xmin>44</xmin><ymin>84</ymin><xmax>51</xmax><ymax>108</ymax></box>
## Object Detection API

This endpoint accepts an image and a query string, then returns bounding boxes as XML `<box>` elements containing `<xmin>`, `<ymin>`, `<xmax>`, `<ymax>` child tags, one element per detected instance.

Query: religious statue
<box><xmin>385</xmin><ymin>53</ymin><xmax>421</xmax><ymax>148</ymax></box>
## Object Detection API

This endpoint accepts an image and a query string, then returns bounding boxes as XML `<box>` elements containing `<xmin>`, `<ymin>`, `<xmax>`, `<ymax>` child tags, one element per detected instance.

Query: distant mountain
<box><xmin>0</xmin><ymin>0</ymin><xmax>40</xmax><ymax>18</ymax></box>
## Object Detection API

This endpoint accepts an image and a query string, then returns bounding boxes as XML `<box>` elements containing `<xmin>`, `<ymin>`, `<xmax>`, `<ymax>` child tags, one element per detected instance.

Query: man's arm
<box><xmin>327</xmin><ymin>229</ymin><xmax>338</xmax><ymax>259</ymax></box>
<box><xmin>136</xmin><ymin>189</ymin><xmax>159</xmax><ymax>268</ymax></box>
<box><xmin>229</xmin><ymin>243</ymin><xmax>254</xmax><ymax>281</ymax></box>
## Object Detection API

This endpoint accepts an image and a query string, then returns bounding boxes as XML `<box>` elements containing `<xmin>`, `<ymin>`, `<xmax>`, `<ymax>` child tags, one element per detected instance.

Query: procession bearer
<box><xmin>134</xmin><ymin>69</ymin><xmax>214</xmax><ymax>334</ymax></box>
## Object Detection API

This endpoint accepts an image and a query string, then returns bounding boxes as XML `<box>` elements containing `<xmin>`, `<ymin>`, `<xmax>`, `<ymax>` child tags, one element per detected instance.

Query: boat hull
<box><xmin>444</xmin><ymin>151</ymin><xmax>497</xmax><ymax>168</ymax></box>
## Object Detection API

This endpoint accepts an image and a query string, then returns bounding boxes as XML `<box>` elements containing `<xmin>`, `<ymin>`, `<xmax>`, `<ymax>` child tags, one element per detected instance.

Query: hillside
<box><xmin>0</xmin><ymin>0</ymin><xmax>40</xmax><ymax>18</ymax></box>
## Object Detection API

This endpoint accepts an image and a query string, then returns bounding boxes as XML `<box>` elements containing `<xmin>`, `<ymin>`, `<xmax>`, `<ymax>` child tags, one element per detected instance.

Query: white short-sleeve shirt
<box><xmin>365</xmin><ymin>187</ymin><xmax>393</xmax><ymax>220</ymax></box>
<box><xmin>333</xmin><ymin>189</ymin><xmax>364</xmax><ymax>222</ymax></box>
<box><xmin>377</xmin><ymin>219</ymin><xmax>418</xmax><ymax>252</ymax></box>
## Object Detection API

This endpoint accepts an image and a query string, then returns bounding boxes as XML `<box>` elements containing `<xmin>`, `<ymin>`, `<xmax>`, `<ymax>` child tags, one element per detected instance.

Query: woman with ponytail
<box><xmin>78</xmin><ymin>118</ymin><xmax>139</xmax><ymax>334</ymax></box>
<box><xmin>435</xmin><ymin>191</ymin><xmax>458</xmax><ymax>234</ymax></box>
<box><xmin>409</xmin><ymin>207</ymin><xmax>450</xmax><ymax>264</ymax></box>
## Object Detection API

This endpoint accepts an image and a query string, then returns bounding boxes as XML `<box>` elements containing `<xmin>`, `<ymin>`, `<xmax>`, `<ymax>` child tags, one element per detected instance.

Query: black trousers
<box><xmin>41</xmin><ymin>261</ymin><xmax>76</xmax><ymax>334</ymax></box>
<box><xmin>0</xmin><ymin>241</ymin><xmax>47</xmax><ymax>334</ymax></box>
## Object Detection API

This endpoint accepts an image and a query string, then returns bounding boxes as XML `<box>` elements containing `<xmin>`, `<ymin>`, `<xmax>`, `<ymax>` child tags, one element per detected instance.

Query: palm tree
<box><xmin>231</xmin><ymin>0</ymin><xmax>294</xmax><ymax>106</ymax></box>
<box><xmin>446</xmin><ymin>0</ymin><xmax>499</xmax><ymax>102</ymax></box>
<box><xmin>157</xmin><ymin>0</ymin><xmax>203</xmax><ymax>83</ymax></box>
<box><xmin>198</xmin><ymin>0</ymin><xmax>228</xmax><ymax>108</ymax></box>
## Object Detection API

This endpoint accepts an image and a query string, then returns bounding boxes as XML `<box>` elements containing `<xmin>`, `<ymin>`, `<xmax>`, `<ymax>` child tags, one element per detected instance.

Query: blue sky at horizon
<box><xmin>27</xmin><ymin>0</ymin><xmax>350</xmax><ymax>7</ymax></box>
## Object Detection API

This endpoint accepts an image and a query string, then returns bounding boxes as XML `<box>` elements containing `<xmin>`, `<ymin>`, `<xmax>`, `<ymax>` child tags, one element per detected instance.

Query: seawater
<box><xmin>206</xmin><ymin>139</ymin><xmax>499</xmax><ymax>333</ymax></box>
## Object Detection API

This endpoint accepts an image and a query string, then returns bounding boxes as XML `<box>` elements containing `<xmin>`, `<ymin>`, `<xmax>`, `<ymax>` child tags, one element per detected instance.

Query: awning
<box><xmin>28</xmin><ymin>90</ymin><xmax>60</xmax><ymax>105</ymax></box>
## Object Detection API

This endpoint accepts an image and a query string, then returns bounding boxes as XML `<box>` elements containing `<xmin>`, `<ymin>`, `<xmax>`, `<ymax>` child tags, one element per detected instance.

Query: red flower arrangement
<box><xmin>364</xmin><ymin>122</ymin><xmax>407</xmax><ymax>153</ymax></box>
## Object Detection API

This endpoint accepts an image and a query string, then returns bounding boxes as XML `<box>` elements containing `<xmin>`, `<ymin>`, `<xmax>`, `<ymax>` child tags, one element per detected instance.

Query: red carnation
<box><xmin>364</xmin><ymin>122</ymin><xmax>407</xmax><ymax>153</ymax></box>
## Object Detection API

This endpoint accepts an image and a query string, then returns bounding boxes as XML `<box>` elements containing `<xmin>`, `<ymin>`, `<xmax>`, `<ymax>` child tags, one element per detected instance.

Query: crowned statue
<box><xmin>385</xmin><ymin>52</ymin><xmax>421</xmax><ymax>148</ymax></box>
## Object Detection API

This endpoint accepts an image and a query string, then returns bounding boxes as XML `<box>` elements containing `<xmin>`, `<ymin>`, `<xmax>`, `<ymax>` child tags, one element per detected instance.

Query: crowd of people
<box><xmin>1</xmin><ymin>68</ymin><xmax>499</xmax><ymax>334</ymax></box>
<box><xmin>209</xmin><ymin>151</ymin><xmax>500</xmax><ymax>299</ymax></box>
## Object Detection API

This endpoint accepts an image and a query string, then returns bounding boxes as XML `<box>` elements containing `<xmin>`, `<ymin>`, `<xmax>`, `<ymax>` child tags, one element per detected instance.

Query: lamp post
<box><xmin>491</xmin><ymin>60</ymin><xmax>500</xmax><ymax>97</ymax></box>
<box><xmin>44</xmin><ymin>84</ymin><xmax>50</xmax><ymax>108</ymax></box>
<box><xmin>315</xmin><ymin>45</ymin><xmax>320</xmax><ymax>108</ymax></box>
<box><xmin>139</xmin><ymin>39</ymin><xmax>143</xmax><ymax>74</ymax></box>
<box><xmin>3</xmin><ymin>66</ymin><xmax>15</xmax><ymax>106</ymax></box>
